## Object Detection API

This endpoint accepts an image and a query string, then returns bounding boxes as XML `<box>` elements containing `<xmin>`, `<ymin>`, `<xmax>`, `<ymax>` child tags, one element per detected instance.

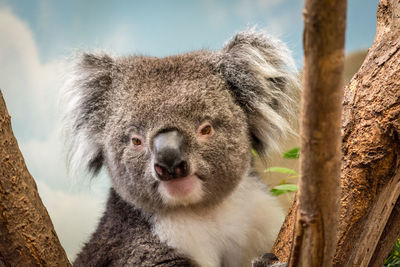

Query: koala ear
<box><xmin>61</xmin><ymin>53</ymin><xmax>114</xmax><ymax>175</ymax></box>
<box><xmin>219</xmin><ymin>30</ymin><xmax>301</xmax><ymax>158</ymax></box>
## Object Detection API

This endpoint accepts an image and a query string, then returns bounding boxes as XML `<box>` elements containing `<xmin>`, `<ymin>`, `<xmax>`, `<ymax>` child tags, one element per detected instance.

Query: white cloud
<box><xmin>0</xmin><ymin>7</ymin><xmax>110</xmax><ymax>261</ymax></box>
<box><xmin>0</xmin><ymin>8</ymin><xmax>64</xmax><ymax>137</ymax></box>
<box><xmin>37</xmin><ymin>180</ymin><xmax>107</xmax><ymax>261</ymax></box>
<box><xmin>21</xmin><ymin>127</ymin><xmax>110</xmax><ymax>261</ymax></box>
<box><xmin>19</xmin><ymin>126</ymin><xmax>111</xmax><ymax>191</ymax></box>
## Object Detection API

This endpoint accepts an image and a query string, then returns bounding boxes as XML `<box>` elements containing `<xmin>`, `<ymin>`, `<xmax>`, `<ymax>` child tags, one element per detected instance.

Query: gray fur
<box><xmin>62</xmin><ymin>30</ymin><xmax>300</xmax><ymax>266</ymax></box>
<box><xmin>73</xmin><ymin>189</ymin><xmax>196</xmax><ymax>266</ymax></box>
<box><xmin>61</xmin><ymin>53</ymin><xmax>115</xmax><ymax>175</ymax></box>
<box><xmin>220</xmin><ymin>30</ymin><xmax>300</xmax><ymax>158</ymax></box>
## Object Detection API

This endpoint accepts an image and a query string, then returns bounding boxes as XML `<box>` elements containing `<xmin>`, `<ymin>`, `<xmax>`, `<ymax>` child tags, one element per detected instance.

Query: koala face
<box><xmin>62</xmin><ymin>30</ymin><xmax>300</xmax><ymax>214</ymax></box>
<box><xmin>102</xmin><ymin>53</ymin><xmax>251</xmax><ymax>212</ymax></box>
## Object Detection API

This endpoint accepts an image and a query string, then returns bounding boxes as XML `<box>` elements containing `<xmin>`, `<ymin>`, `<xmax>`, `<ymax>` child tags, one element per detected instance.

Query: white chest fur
<box><xmin>152</xmin><ymin>176</ymin><xmax>284</xmax><ymax>267</ymax></box>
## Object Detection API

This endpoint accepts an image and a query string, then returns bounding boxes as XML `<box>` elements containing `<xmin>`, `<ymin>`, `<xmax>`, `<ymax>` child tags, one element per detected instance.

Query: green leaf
<box><xmin>265</xmin><ymin>167</ymin><xmax>298</xmax><ymax>175</ymax></box>
<box><xmin>270</xmin><ymin>184</ymin><xmax>298</xmax><ymax>196</ymax></box>
<box><xmin>283</xmin><ymin>147</ymin><xmax>300</xmax><ymax>159</ymax></box>
<box><xmin>251</xmin><ymin>149</ymin><xmax>258</xmax><ymax>156</ymax></box>
<box><xmin>274</xmin><ymin>184</ymin><xmax>298</xmax><ymax>191</ymax></box>
<box><xmin>270</xmin><ymin>189</ymin><xmax>287</xmax><ymax>196</ymax></box>
<box><xmin>384</xmin><ymin>237</ymin><xmax>400</xmax><ymax>266</ymax></box>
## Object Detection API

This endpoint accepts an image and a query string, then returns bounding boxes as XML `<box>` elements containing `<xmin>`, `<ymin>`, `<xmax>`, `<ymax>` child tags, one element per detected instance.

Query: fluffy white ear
<box><xmin>220</xmin><ymin>30</ymin><xmax>300</xmax><ymax>158</ymax></box>
<box><xmin>60</xmin><ymin>53</ymin><xmax>114</xmax><ymax>175</ymax></box>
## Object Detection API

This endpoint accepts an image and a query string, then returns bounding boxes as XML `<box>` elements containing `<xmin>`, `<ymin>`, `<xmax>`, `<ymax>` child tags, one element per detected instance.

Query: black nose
<box><xmin>153</xmin><ymin>130</ymin><xmax>189</xmax><ymax>181</ymax></box>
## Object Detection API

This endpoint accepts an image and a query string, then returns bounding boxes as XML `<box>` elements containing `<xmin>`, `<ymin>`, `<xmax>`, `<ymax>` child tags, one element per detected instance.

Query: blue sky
<box><xmin>0</xmin><ymin>0</ymin><xmax>379</xmax><ymax>260</ymax></box>
<box><xmin>3</xmin><ymin>0</ymin><xmax>377</xmax><ymax>63</ymax></box>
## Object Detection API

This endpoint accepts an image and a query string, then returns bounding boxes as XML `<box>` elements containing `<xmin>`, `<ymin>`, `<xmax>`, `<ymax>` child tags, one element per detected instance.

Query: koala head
<box><xmin>62</xmin><ymin>30</ymin><xmax>299</xmax><ymax>213</ymax></box>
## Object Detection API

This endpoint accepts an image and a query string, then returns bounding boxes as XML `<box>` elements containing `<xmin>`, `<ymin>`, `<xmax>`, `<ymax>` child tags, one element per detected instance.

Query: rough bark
<box><xmin>286</xmin><ymin>0</ymin><xmax>346</xmax><ymax>266</ymax></box>
<box><xmin>369</xmin><ymin>195</ymin><xmax>400</xmax><ymax>266</ymax></box>
<box><xmin>272</xmin><ymin>0</ymin><xmax>400</xmax><ymax>266</ymax></box>
<box><xmin>0</xmin><ymin>90</ymin><xmax>71</xmax><ymax>266</ymax></box>
<box><xmin>272</xmin><ymin>196</ymin><xmax>297</xmax><ymax>262</ymax></box>
<box><xmin>271</xmin><ymin>197</ymin><xmax>297</xmax><ymax>262</ymax></box>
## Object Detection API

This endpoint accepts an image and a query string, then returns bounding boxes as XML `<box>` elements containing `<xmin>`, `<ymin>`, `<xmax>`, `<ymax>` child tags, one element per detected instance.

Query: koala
<box><xmin>62</xmin><ymin>30</ymin><xmax>300</xmax><ymax>267</ymax></box>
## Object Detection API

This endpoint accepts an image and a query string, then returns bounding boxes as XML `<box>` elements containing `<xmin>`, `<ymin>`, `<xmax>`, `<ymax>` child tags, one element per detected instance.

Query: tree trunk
<box><xmin>288</xmin><ymin>0</ymin><xmax>346</xmax><ymax>266</ymax></box>
<box><xmin>0</xmin><ymin>90</ymin><xmax>71</xmax><ymax>266</ymax></box>
<box><xmin>272</xmin><ymin>0</ymin><xmax>400</xmax><ymax>266</ymax></box>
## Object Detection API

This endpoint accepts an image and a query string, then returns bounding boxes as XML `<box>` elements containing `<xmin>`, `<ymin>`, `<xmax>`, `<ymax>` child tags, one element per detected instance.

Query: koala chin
<box><xmin>62</xmin><ymin>29</ymin><xmax>300</xmax><ymax>267</ymax></box>
<box><xmin>158</xmin><ymin>175</ymin><xmax>204</xmax><ymax>205</ymax></box>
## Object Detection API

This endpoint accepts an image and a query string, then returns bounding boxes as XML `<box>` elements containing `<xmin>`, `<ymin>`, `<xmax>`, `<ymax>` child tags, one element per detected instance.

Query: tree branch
<box><xmin>0</xmin><ymin>90</ymin><xmax>71</xmax><ymax>266</ymax></box>
<box><xmin>272</xmin><ymin>1</ymin><xmax>400</xmax><ymax>266</ymax></box>
<box><xmin>287</xmin><ymin>0</ymin><xmax>347</xmax><ymax>266</ymax></box>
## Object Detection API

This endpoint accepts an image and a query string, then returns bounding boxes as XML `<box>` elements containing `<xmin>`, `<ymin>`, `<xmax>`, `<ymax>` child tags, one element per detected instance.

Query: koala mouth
<box><xmin>158</xmin><ymin>174</ymin><xmax>204</xmax><ymax>206</ymax></box>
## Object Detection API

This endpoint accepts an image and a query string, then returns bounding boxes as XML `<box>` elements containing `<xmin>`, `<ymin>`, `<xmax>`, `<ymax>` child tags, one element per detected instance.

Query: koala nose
<box><xmin>153</xmin><ymin>130</ymin><xmax>189</xmax><ymax>181</ymax></box>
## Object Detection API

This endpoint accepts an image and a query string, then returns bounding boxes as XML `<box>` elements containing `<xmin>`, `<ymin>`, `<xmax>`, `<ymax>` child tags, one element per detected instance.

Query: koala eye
<box><xmin>197</xmin><ymin>123</ymin><xmax>214</xmax><ymax>138</ymax></box>
<box><xmin>131</xmin><ymin>137</ymin><xmax>142</xmax><ymax>146</ymax></box>
<box><xmin>201</xmin><ymin>125</ymin><xmax>212</xmax><ymax>135</ymax></box>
